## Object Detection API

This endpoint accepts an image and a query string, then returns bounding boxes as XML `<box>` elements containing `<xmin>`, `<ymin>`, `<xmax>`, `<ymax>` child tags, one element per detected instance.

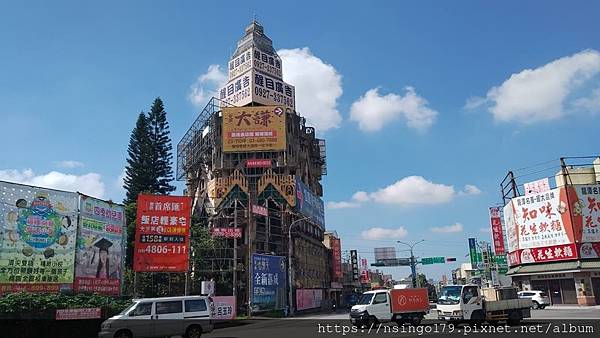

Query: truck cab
<box><xmin>350</xmin><ymin>290</ymin><xmax>393</xmax><ymax>325</ymax></box>
<box><xmin>437</xmin><ymin>284</ymin><xmax>482</xmax><ymax>321</ymax></box>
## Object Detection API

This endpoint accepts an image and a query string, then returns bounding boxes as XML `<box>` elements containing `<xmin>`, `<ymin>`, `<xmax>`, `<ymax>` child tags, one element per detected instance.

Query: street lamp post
<box><xmin>288</xmin><ymin>215</ymin><xmax>310</xmax><ymax>317</ymax></box>
<box><xmin>397</xmin><ymin>240</ymin><xmax>425</xmax><ymax>288</ymax></box>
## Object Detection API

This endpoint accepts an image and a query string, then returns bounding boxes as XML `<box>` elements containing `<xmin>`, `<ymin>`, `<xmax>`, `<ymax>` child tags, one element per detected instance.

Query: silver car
<box><xmin>518</xmin><ymin>290</ymin><xmax>551</xmax><ymax>309</ymax></box>
<box><xmin>98</xmin><ymin>296</ymin><xmax>214</xmax><ymax>338</ymax></box>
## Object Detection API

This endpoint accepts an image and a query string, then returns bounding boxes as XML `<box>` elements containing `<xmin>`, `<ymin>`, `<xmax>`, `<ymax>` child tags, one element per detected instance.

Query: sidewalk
<box><xmin>544</xmin><ymin>304</ymin><xmax>600</xmax><ymax>310</ymax></box>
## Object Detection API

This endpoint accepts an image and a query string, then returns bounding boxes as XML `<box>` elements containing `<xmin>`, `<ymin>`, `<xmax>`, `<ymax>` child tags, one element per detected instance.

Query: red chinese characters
<box><xmin>133</xmin><ymin>195</ymin><xmax>191</xmax><ymax>272</ymax></box>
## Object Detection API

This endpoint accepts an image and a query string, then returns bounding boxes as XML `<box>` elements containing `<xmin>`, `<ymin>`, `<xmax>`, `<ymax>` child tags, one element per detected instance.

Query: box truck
<box><xmin>349</xmin><ymin>288</ymin><xmax>429</xmax><ymax>327</ymax></box>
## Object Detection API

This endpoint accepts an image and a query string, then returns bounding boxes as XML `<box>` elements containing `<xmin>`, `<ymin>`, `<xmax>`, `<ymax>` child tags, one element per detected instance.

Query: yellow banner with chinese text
<box><xmin>222</xmin><ymin>106</ymin><xmax>286</xmax><ymax>152</ymax></box>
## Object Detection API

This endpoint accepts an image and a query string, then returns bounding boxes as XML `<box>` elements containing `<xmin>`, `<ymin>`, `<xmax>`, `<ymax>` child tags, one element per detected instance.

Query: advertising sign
<box><xmin>360</xmin><ymin>258</ymin><xmax>370</xmax><ymax>284</ymax></box>
<box><xmin>74</xmin><ymin>195</ymin><xmax>125</xmax><ymax>295</ymax></box>
<box><xmin>56</xmin><ymin>308</ymin><xmax>101</xmax><ymax>320</ymax></box>
<box><xmin>210</xmin><ymin>227</ymin><xmax>242</xmax><ymax>238</ymax></box>
<box><xmin>251</xmin><ymin>204</ymin><xmax>268</xmax><ymax>217</ymax></box>
<box><xmin>489</xmin><ymin>207</ymin><xmax>505</xmax><ymax>255</ymax></box>
<box><xmin>350</xmin><ymin>250</ymin><xmax>359</xmax><ymax>281</ymax></box>
<box><xmin>251</xmin><ymin>254</ymin><xmax>286</xmax><ymax>311</ymax></box>
<box><xmin>133</xmin><ymin>195</ymin><xmax>191</xmax><ymax>272</ymax></box>
<box><xmin>524</xmin><ymin>178</ymin><xmax>551</xmax><ymax>195</ymax></box>
<box><xmin>295</xmin><ymin>289</ymin><xmax>323</xmax><ymax>311</ymax></box>
<box><xmin>571</xmin><ymin>184</ymin><xmax>600</xmax><ymax>243</ymax></box>
<box><xmin>578</xmin><ymin>242</ymin><xmax>600</xmax><ymax>259</ymax></box>
<box><xmin>0</xmin><ymin>181</ymin><xmax>78</xmax><ymax>292</ymax></box>
<box><xmin>390</xmin><ymin>288</ymin><xmax>429</xmax><ymax>313</ymax></box>
<box><xmin>374</xmin><ymin>247</ymin><xmax>396</xmax><ymax>261</ymax></box>
<box><xmin>212</xmin><ymin>296</ymin><xmax>236</xmax><ymax>320</ymax></box>
<box><xmin>246</xmin><ymin>159</ymin><xmax>272</xmax><ymax>168</ymax></box>
<box><xmin>330</xmin><ymin>237</ymin><xmax>342</xmax><ymax>280</ymax></box>
<box><xmin>222</xmin><ymin>106</ymin><xmax>287</xmax><ymax>153</ymax></box>
<box><xmin>507</xmin><ymin>243</ymin><xmax>577</xmax><ymax>265</ymax></box>
<box><xmin>295</xmin><ymin>178</ymin><xmax>325</xmax><ymax>229</ymax></box>
<box><xmin>228</xmin><ymin>47</ymin><xmax>283</xmax><ymax>81</ymax></box>
<box><xmin>220</xmin><ymin>69</ymin><xmax>295</xmax><ymax>112</ymax></box>
<box><xmin>228</xmin><ymin>49</ymin><xmax>253</xmax><ymax>80</ymax></box>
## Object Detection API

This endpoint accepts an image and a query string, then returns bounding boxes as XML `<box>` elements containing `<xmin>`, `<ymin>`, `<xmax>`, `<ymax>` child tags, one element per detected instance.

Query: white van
<box><xmin>98</xmin><ymin>296</ymin><xmax>214</xmax><ymax>338</ymax></box>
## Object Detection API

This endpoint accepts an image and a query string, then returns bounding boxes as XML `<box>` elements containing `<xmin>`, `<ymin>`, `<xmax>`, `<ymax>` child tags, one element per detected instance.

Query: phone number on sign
<box><xmin>254</xmin><ymin>87</ymin><xmax>294</xmax><ymax>108</ymax></box>
<box><xmin>139</xmin><ymin>245</ymin><xmax>187</xmax><ymax>255</ymax></box>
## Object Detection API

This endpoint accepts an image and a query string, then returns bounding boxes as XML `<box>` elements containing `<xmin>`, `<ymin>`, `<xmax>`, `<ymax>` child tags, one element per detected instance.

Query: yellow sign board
<box><xmin>222</xmin><ymin>106</ymin><xmax>286</xmax><ymax>153</ymax></box>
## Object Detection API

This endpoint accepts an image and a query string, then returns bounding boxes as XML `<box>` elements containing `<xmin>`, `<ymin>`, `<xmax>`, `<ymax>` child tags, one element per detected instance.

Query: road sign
<box><xmin>371</xmin><ymin>258</ymin><xmax>411</xmax><ymax>267</ymax></box>
<box><xmin>421</xmin><ymin>257</ymin><xmax>445</xmax><ymax>265</ymax></box>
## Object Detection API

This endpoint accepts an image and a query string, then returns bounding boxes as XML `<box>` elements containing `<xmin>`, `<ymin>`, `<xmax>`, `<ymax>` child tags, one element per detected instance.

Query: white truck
<box><xmin>350</xmin><ymin>288</ymin><xmax>430</xmax><ymax>327</ymax></box>
<box><xmin>437</xmin><ymin>285</ymin><xmax>532</xmax><ymax>325</ymax></box>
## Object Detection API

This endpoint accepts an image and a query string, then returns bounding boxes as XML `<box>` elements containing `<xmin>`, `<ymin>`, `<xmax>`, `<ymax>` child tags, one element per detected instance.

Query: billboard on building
<box><xmin>228</xmin><ymin>47</ymin><xmax>283</xmax><ymax>81</ymax></box>
<box><xmin>220</xmin><ymin>69</ymin><xmax>295</xmax><ymax>112</ymax></box>
<box><xmin>0</xmin><ymin>181</ymin><xmax>78</xmax><ymax>293</ymax></box>
<box><xmin>350</xmin><ymin>250</ymin><xmax>359</xmax><ymax>281</ymax></box>
<box><xmin>74</xmin><ymin>195</ymin><xmax>125</xmax><ymax>295</ymax></box>
<box><xmin>489</xmin><ymin>207</ymin><xmax>505</xmax><ymax>255</ymax></box>
<box><xmin>374</xmin><ymin>247</ymin><xmax>396</xmax><ymax>261</ymax></box>
<box><xmin>296</xmin><ymin>289</ymin><xmax>323</xmax><ymax>311</ymax></box>
<box><xmin>250</xmin><ymin>254</ymin><xmax>286</xmax><ymax>312</ymax></box>
<box><xmin>133</xmin><ymin>195</ymin><xmax>191</xmax><ymax>272</ymax></box>
<box><xmin>295</xmin><ymin>177</ymin><xmax>325</xmax><ymax>229</ymax></box>
<box><xmin>331</xmin><ymin>237</ymin><xmax>342</xmax><ymax>280</ymax></box>
<box><xmin>222</xmin><ymin>106</ymin><xmax>287</xmax><ymax>153</ymax></box>
<box><xmin>524</xmin><ymin>178</ymin><xmax>551</xmax><ymax>195</ymax></box>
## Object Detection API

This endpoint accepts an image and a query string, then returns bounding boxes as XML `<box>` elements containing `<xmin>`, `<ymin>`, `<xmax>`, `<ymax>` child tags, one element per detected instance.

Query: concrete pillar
<box><xmin>574</xmin><ymin>273</ymin><xmax>595</xmax><ymax>306</ymax></box>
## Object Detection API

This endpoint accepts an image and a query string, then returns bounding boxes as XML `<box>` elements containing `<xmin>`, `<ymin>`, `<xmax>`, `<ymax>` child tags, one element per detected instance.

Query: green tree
<box><xmin>123</xmin><ymin>112</ymin><xmax>153</xmax><ymax>204</ymax></box>
<box><xmin>147</xmin><ymin>97</ymin><xmax>175</xmax><ymax>195</ymax></box>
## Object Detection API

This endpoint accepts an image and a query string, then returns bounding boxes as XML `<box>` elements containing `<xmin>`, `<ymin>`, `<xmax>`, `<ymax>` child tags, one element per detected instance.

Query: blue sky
<box><xmin>1</xmin><ymin>0</ymin><xmax>600</xmax><ymax>280</ymax></box>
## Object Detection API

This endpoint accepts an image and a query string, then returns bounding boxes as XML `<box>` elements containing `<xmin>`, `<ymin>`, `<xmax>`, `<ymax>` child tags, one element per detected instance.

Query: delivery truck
<box><xmin>437</xmin><ymin>285</ymin><xmax>532</xmax><ymax>325</ymax></box>
<box><xmin>350</xmin><ymin>288</ymin><xmax>430</xmax><ymax>327</ymax></box>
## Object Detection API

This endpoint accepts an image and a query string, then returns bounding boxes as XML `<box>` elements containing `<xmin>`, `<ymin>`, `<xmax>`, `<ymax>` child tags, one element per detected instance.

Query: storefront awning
<box><xmin>506</xmin><ymin>260</ymin><xmax>600</xmax><ymax>276</ymax></box>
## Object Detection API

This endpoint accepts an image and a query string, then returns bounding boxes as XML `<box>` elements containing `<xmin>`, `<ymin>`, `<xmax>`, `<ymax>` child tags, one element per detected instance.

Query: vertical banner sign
<box><xmin>468</xmin><ymin>238</ymin><xmax>478</xmax><ymax>270</ymax></box>
<box><xmin>74</xmin><ymin>195</ymin><xmax>125</xmax><ymax>295</ymax></box>
<box><xmin>133</xmin><ymin>195</ymin><xmax>191</xmax><ymax>272</ymax></box>
<box><xmin>0</xmin><ymin>181</ymin><xmax>78</xmax><ymax>293</ymax></box>
<box><xmin>489</xmin><ymin>207</ymin><xmax>506</xmax><ymax>255</ymax></box>
<box><xmin>295</xmin><ymin>177</ymin><xmax>325</xmax><ymax>229</ymax></box>
<box><xmin>359</xmin><ymin>258</ymin><xmax>370</xmax><ymax>283</ymax></box>
<box><xmin>350</xmin><ymin>250</ymin><xmax>359</xmax><ymax>281</ymax></box>
<box><xmin>330</xmin><ymin>238</ymin><xmax>342</xmax><ymax>280</ymax></box>
<box><xmin>251</xmin><ymin>254</ymin><xmax>286</xmax><ymax>312</ymax></box>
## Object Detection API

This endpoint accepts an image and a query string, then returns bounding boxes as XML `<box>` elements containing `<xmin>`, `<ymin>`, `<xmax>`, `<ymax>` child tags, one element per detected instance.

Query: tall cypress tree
<box><xmin>147</xmin><ymin>97</ymin><xmax>176</xmax><ymax>195</ymax></box>
<box><xmin>123</xmin><ymin>112</ymin><xmax>153</xmax><ymax>203</ymax></box>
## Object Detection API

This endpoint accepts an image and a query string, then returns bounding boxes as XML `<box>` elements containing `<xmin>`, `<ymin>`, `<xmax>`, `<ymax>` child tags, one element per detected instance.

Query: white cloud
<box><xmin>327</xmin><ymin>201</ymin><xmax>360</xmax><ymax>209</ymax></box>
<box><xmin>467</xmin><ymin>49</ymin><xmax>600</xmax><ymax>123</ymax></box>
<box><xmin>279</xmin><ymin>47</ymin><xmax>343</xmax><ymax>132</ymax></box>
<box><xmin>350</xmin><ymin>87</ymin><xmax>438</xmax><ymax>132</ymax></box>
<box><xmin>0</xmin><ymin>169</ymin><xmax>105</xmax><ymax>198</ymax></box>
<box><xmin>361</xmin><ymin>226</ymin><xmax>408</xmax><ymax>240</ymax></box>
<box><xmin>369</xmin><ymin>176</ymin><xmax>455</xmax><ymax>206</ymax></box>
<box><xmin>431</xmin><ymin>223</ymin><xmax>464</xmax><ymax>233</ymax></box>
<box><xmin>53</xmin><ymin>160</ymin><xmax>85</xmax><ymax>169</ymax></box>
<box><xmin>480</xmin><ymin>227</ymin><xmax>492</xmax><ymax>234</ymax></box>
<box><xmin>352</xmin><ymin>191</ymin><xmax>370</xmax><ymax>202</ymax></box>
<box><xmin>573</xmin><ymin>86</ymin><xmax>600</xmax><ymax>112</ymax></box>
<box><xmin>188</xmin><ymin>64</ymin><xmax>228</xmax><ymax>107</ymax></box>
<box><xmin>460</xmin><ymin>184</ymin><xmax>482</xmax><ymax>195</ymax></box>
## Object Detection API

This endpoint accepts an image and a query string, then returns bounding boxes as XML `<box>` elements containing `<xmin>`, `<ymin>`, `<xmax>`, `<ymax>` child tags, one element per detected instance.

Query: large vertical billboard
<box><xmin>0</xmin><ymin>181</ymin><xmax>77</xmax><ymax>293</ymax></box>
<box><xmin>489</xmin><ymin>207</ymin><xmax>505</xmax><ymax>255</ymax></box>
<box><xmin>250</xmin><ymin>254</ymin><xmax>286</xmax><ymax>312</ymax></box>
<box><xmin>74</xmin><ymin>195</ymin><xmax>125</xmax><ymax>295</ymax></box>
<box><xmin>133</xmin><ymin>195</ymin><xmax>191</xmax><ymax>272</ymax></box>
<box><xmin>222</xmin><ymin>106</ymin><xmax>287</xmax><ymax>153</ymax></box>
<box><xmin>220</xmin><ymin>69</ymin><xmax>295</xmax><ymax>112</ymax></box>
<box><xmin>330</xmin><ymin>237</ymin><xmax>342</xmax><ymax>280</ymax></box>
<box><xmin>295</xmin><ymin>177</ymin><xmax>325</xmax><ymax>229</ymax></box>
<box><xmin>570</xmin><ymin>185</ymin><xmax>600</xmax><ymax>258</ymax></box>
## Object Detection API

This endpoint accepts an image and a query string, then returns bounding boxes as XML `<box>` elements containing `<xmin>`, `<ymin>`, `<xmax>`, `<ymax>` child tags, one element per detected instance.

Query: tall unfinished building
<box><xmin>177</xmin><ymin>21</ymin><xmax>328</xmax><ymax>313</ymax></box>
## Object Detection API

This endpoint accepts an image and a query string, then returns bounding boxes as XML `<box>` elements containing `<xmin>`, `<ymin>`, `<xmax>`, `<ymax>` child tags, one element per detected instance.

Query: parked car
<box><xmin>517</xmin><ymin>290</ymin><xmax>550</xmax><ymax>309</ymax></box>
<box><xmin>98</xmin><ymin>296</ymin><xmax>214</xmax><ymax>338</ymax></box>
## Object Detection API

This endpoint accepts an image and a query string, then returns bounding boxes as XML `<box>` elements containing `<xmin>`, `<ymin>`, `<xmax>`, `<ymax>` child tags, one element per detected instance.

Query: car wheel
<box><xmin>532</xmin><ymin>301</ymin><xmax>539</xmax><ymax>309</ymax></box>
<box><xmin>410</xmin><ymin>316</ymin><xmax>422</xmax><ymax>326</ymax></box>
<box><xmin>539</xmin><ymin>304</ymin><xmax>546</xmax><ymax>309</ymax></box>
<box><xmin>113</xmin><ymin>330</ymin><xmax>132</xmax><ymax>338</ymax></box>
<box><xmin>185</xmin><ymin>325</ymin><xmax>203</xmax><ymax>338</ymax></box>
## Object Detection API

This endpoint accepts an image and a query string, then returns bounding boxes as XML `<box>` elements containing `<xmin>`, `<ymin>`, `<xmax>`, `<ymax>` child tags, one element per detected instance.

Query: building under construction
<box><xmin>177</xmin><ymin>21</ymin><xmax>329</xmax><ymax>313</ymax></box>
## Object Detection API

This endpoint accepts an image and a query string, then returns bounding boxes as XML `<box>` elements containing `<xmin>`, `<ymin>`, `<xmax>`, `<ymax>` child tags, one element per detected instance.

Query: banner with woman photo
<box><xmin>74</xmin><ymin>194</ymin><xmax>125</xmax><ymax>295</ymax></box>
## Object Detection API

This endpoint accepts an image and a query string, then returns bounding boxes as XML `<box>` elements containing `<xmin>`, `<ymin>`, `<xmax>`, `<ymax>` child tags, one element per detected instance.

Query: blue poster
<box><xmin>251</xmin><ymin>254</ymin><xmax>286</xmax><ymax>312</ymax></box>
<box><xmin>295</xmin><ymin>178</ymin><xmax>325</xmax><ymax>229</ymax></box>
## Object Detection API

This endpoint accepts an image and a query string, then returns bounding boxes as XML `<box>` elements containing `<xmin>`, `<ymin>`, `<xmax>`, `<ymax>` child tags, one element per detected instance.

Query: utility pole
<box><xmin>397</xmin><ymin>240</ymin><xmax>425</xmax><ymax>288</ymax></box>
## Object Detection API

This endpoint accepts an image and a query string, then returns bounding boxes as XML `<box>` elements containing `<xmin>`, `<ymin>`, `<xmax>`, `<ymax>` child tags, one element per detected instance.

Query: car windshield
<box><xmin>119</xmin><ymin>302</ymin><xmax>137</xmax><ymax>315</ymax></box>
<box><xmin>357</xmin><ymin>293</ymin><xmax>374</xmax><ymax>305</ymax></box>
<box><xmin>438</xmin><ymin>286</ymin><xmax>462</xmax><ymax>305</ymax></box>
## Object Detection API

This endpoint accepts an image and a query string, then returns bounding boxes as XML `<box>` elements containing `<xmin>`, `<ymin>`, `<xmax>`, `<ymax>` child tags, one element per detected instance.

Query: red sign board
<box><xmin>489</xmin><ymin>207</ymin><xmax>505</xmax><ymax>255</ymax></box>
<box><xmin>507</xmin><ymin>243</ymin><xmax>578</xmax><ymax>266</ymax></box>
<box><xmin>251</xmin><ymin>204</ymin><xmax>268</xmax><ymax>216</ymax></box>
<box><xmin>330</xmin><ymin>238</ymin><xmax>342</xmax><ymax>280</ymax></box>
<box><xmin>246</xmin><ymin>159</ymin><xmax>272</xmax><ymax>168</ymax></box>
<box><xmin>211</xmin><ymin>227</ymin><xmax>242</xmax><ymax>238</ymax></box>
<box><xmin>390</xmin><ymin>288</ymin><xmax>430</xmax><ymax>313</ymax></box>
<box><xmin>56</xmin><ymin>308</ymin><xmax>101</xmax><ymax>320</ymax></box>
<box><xmin>133</xmin><ymin>195</ymin><xmax>191</xmax><ymax>272</ymax></box>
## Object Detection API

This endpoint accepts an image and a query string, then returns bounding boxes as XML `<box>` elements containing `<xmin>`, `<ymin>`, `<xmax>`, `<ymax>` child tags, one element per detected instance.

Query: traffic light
<box><xmin>446</xmin><ymin>257</ymin><xmax>457</xmax><ymax>262</ymax></box>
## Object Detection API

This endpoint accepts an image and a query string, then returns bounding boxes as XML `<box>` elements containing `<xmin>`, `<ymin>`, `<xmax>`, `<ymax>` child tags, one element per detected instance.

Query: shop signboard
<box><xmin>571</xmin><ymin>184</ymin><xmax>600</xmax><ymax>243</ymax></box>
<box><xmin>250</xmin><ymin>254</ymin><xmax>286</xmax><ymax>311</ymax></box>
<box><xmin>212</xmin><ymin>296</ymin><xmax>236</xmax><ymax>320</ymax></box>
<box><xmin>222</xmin><ymin>106</ymin><xmax>287</xmax><ymax>153</ymax></box>
<box><xmin>133</xmin><ymin>195</ymin><xmax>191</xmax><ymax>272</ymax></box>
<box><xmin>350</xmin><ymin>250</ymin><xmax>359</xmax><ymax>281</ymax></box>
<box><xmin>295</xmin><ymin>177</ymin><xmax>325</xmax><ymax>229</ymax></box>
<box><xmin>331</xmin><ymin>237</ymin><xmax>342</xmax><ymax>279</ymax></box>
<box><xmin>74</xmin><ymin>195</ymin><xmax>125</xmax><ymax>295</ymax></box>
<box><xmin>489</xmin><ymin>207</ymin><xmax>505</xmax><ymax>255</ymax></box>
<box><xmin>0</xmin><ymin>181</ymin><xmax>78</xmax><ymax>293</ymax></box>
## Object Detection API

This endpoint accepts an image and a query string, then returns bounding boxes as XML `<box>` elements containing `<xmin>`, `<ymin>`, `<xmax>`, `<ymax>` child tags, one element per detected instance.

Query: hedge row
<box><xmin>0</xmin><ymin>292</ymin><xmax>131</xmax><ymax>317</ymax></box>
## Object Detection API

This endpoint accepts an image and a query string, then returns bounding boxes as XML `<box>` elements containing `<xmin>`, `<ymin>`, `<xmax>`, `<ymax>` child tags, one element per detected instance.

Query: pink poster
<box><xmin>212</xmin><ymin>296</ymin><xmax>236</xmax><ymax>320</ymax></box>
